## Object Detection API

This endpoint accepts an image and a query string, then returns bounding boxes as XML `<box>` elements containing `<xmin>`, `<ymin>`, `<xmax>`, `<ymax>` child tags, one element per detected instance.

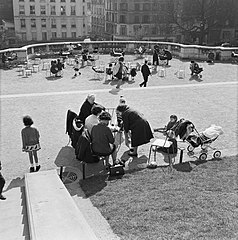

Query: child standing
<box><xmin>21</xmin><ymin>116</ymin><xmax>41</xmax><ymax>173</ymax></box>
<box><xmin>73</xmin><ymin>60</ymin><xmax>81</xmax><ymax>77</ymax></box>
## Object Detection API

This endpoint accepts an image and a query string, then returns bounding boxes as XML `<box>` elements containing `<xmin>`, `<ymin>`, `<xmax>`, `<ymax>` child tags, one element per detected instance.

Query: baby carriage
<box><xmin>174</xmin><ymin>121</ymin><xmax>223</xmax><ymax>161</ymax></box>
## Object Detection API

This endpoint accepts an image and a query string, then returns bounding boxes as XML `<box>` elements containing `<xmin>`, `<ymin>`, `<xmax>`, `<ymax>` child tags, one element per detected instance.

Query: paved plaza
<box><xmin>0</xmin><ymin>55</ymin><xmax>237</xmax><ymax>182</ymax></box>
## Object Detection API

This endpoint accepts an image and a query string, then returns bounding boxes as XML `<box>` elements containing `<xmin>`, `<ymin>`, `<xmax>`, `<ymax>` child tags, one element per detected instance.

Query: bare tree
<box><xmin>169</xmin><ymin>0</ymin><xmax>235</xmax><ymax>44</ymax></box>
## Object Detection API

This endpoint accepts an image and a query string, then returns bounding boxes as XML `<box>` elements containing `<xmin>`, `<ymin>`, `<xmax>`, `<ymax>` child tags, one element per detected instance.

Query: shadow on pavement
<box><xmin>80</xmin><ymin>174</ymin><xmax>108</xmax><ymax>198</ymax></box>
<box><xmin>189</xmin><ymin>75</ymin><xmax>203</xmax><ymax>82</ymax></box>
<box><xmin>54</xmin><ymin>145</ymin><xmax>81</xmax><ymax>169</ymax></box>
<box><xmin>4</xmin><ymin>177</ymin><xmax>25</xmax><ymax>192</ymax></box>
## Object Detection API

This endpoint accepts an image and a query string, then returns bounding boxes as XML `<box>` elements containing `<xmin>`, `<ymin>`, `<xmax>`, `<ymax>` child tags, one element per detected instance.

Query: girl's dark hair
<box><xmin>170</xmin><ymin>115</ymin><xmax>178</xmax><ymax>121</ymax></box>
<box><xmin>23</xmin><ymin>115</ymin><xmax>33</xmax><ymax>126</ymax></box>
<box><xmin>116</xmin><ymin>104</ymin><xmax>128</xmax><ymax>113</ymax></box>
<box><xmin>98</xmin><ymin>111</ymin><xmax>111</xmax><ymax>121</ymax></box>
<box><xmin>91</xmin><ymin>106</ymin><xmax>103</xmax><ymax>115</ymax></box>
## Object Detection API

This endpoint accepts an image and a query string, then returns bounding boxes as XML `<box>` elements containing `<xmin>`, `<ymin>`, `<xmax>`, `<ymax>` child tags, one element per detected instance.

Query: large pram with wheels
<box><xmin>173</xmin><ymin>120</ymin><xmax>223</xmax><ymax>161</ymax></box>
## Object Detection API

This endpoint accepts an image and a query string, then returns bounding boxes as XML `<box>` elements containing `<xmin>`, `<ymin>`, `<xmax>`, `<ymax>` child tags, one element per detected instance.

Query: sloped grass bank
<box><xmin>81</xmin><ymin>156</ymin><xmax>238</xmax><ymax>240</ymax></box>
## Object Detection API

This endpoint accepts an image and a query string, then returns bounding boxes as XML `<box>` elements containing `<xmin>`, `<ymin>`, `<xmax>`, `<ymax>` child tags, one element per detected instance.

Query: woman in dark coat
<box><xmin>116</xmin><ymin>105</ymin><xmax>153</xmax><ymax>157</ymax></box>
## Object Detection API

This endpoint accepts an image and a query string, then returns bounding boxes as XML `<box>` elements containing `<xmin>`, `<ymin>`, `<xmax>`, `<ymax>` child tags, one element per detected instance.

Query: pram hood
<box><xmin>202</xmin><ymin>124</ymin><xmax>223</xmax><ymax>139</ymax></box>
<box><xmin>172</xmin><ymin>119</ymin><xmax>194</xmax><ymax>140</ymax></box>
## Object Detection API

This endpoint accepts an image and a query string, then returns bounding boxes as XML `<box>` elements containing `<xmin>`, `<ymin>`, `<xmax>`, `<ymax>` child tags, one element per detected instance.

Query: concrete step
<box><xmin>25</xmin><ymin>169</ymin><xmax>99</xmax><ymax>240</ymax></box>
<box><xmin>0</xmin><ymin>187</ymin><xmax>30</xmax><ymax>240</ymax></box>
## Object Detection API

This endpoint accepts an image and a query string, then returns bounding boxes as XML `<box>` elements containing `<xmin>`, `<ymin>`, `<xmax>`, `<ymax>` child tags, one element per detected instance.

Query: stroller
<box><xmin>174</xmin><ymin>120</ymin><xmax>223</xmax><ymax>161</ymax></box>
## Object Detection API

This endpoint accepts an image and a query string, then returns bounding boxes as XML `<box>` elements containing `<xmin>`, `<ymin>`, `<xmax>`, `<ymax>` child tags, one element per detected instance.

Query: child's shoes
<box><xmin>30</xmin><ymin>167</ymin><xmax>34</xmax><ymax>173</ymax></box>
<box><xmin>36</xmin><ymin>165</ymin><xmax>41</xmax><ymax>172</ymax></box>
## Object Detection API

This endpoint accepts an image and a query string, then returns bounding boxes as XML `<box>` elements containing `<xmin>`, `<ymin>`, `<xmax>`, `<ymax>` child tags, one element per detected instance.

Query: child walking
<box><xmin>73</xmin><ymin>60</ymin><xmax>81</xmax><ymax>77</ymax></box>
<box><xmin>21</xmin><ymin>115</ymin><xmax>41</xmax><ymax>173</ymax></box>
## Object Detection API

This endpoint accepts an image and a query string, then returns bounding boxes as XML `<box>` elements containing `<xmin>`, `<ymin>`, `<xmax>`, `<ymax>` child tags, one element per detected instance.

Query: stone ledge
<box><xmin>25</xmin><ymin>169</ymin><xmax>98</xmax><ymax>240</ymax></box>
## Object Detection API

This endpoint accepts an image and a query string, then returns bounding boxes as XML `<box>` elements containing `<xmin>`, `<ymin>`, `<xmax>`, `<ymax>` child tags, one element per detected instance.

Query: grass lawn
<box><xmin>81</xmin><ymin>155</ymin><xmax>238</xmax><ymax>240</ymax></box>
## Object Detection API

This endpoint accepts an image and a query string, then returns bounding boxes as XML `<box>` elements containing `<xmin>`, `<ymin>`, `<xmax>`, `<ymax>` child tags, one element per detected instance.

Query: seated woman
<box><xmin>116</xmin><ymin>105</ymin><xmax>154</xmax><ymax>157</ymax></box>
<box><xmin>190</xmin><ymin>60</ymin><xmax>203</xmax><ymax>76</ymax></box>
<box><xmin>50</xmin><ymin>60</ymin><xmax>59</xmax><ymax>76</ymax></box>
<box><xmin>91</xmin><ymin>112</ymin><xmax>123</xmax><ymax>168</ymax></box>
<box><xmin>78</xmin><ymin>94</ymin><xmax>105</xmax><ymax>124</ymax></box>
<box><xmin>56</xmin><ymin>59</ymin><xmax>64</xmax><ymax>77</ymax></box>
<box><xmin>84</xmin><ymin>105</ymin><xmax>103</xmax><ymax>134</ymax></box>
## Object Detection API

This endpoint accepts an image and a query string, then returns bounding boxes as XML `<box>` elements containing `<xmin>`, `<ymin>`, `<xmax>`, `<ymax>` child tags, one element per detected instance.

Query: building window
<box><xmin>30</xmin><ymin>6</ymin><xmax>35</xmax><ymax>14</ymax></box>
<box><xmin>32</xmin><ymin>32</ymin><xmax>37</xmax><ymax>40</ymax></box>
<box><xmin>40</xmin><ymin>5</ymin><xmax>46</xmax><ymax>15</ymax></box>
<box><xmin>50</xmin><ymin>0</ymin><xmax>55</xmax><ymax>2</ymax></box>
<box><xmin>235</xmin><ymin>30</ymin><xmax>238</xmax><ymax>39</ymax></box>
<box><xmin>143</xmin><ymin>15</ymin><xmax>150</xmax><ymax>23</ymax></box>
<box><xmin>61</xmin><ymin>22</ymin><xmax>67</xmax><ymax>28</ymax></box>
<box><xmin>41</xmin><ymin>19</ymin><xmax>46</xmax><ymax>28</ymax></box>
<box><xmin>19</xmin><ymin>5</ymin><xmax>25</xmax><ymax>15</ymax></box>
<box><xmin>119</xmin><ymin>15</ymin><xmax>126</xmax><ymax>24</ymax></box>
<box><xmin>71</xmin><ymin>6</ymin><xmax>76</xmax><ymax>15</ymax></box>
<box><xmin>51</xmin><ymin>19</ymin><xmax>56</xmax><ymax>28</ymax></box>
<box><xmin>50</xmin><ymin>6</ymin><xmax>56</xmax><ymax>15</ymax></box>
<box><xmin>61</xmin><ymin>6</ymin><xmax>66</xmax><ymax>15</ymax></box>
<box><xmin>71</xmin><ymin>0</ymin><xmax>75</xmax><ymax>2</ymax></box>
<box><xmin>71</xmin><ymin>32</ymin><xmax>76</xmax><ymax>38</ymax></box>
<box><xmin>30</xmin><ymin>0</ymin><xmax>35</xmax><ymax>2</ymax></box>
<box><xmin>19</xmin><ymin>0</ymin><xmax>24</xmax><ymax>2</ymax></box>
<box><xmin>134</xmin><ymin>15</ymin><xmax>140</xmax><ymax>24</ymax></box>
<box><xmin>61</xmin><ymin>0</ymin><xmax>66</xmax><ymax>2</ymax></box>
<box><xmin>20</xmin><ymin>19</ymin><xmax>26</xmax><ymax>28</ymax></box>
<box><xmin>71</xmin><ymin>21</ymin><xmax>76</xmax><ymax>28</ymax></box>
<box><xmin>62</xmin><ymin>32</ymin><xmax>67</xmax><ymax>38</ymax></box>
<box><xmin>120</xmin><ymin>25</ymin><xmax>127</xmax><ymax>36</ymax></box>
<box><xmin>31</xmin><ymin>19</ymin><xmax>36</xmax><ymax>28</ymax></box>
<box><xmin>21</xmin><ymin>32</ymin><xmax>27</xmax><ymax>41</ymax></box>
<box><xmin>52</xmin><ymin>32</ymin><xmax>57</xmax><ymax>39</ymax></box>
<box><xmin>120</xmin><ymin>3</ymin><xmax>128</xmax><ymax>11</ymax></box>
<box><xmin>134</xmin><ymin>4</ymin><xmax>140</xmax><ymax>11</ymax></box>
<box><xmin>143</xmin><ymin>3</ymin><xmax>150</xmax><ymax>11</ymax></box>
<box><xmin>42</xmin><ymin>32</ymin><xmax>47</xmax><ymax>41</ymax></box>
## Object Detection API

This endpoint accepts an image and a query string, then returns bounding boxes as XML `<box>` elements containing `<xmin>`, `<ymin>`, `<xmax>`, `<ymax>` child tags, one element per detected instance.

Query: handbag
<box><xmin>109</xmin><ymin>165</ymin><xmax>124</xmax><ymax>176</ymax></box>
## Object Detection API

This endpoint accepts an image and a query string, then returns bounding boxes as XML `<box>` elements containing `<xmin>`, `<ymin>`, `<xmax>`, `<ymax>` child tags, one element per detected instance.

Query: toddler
<box><xmin>154</xmin><ymin>114</ymin><xmax>178</xmax><ymax>134</ymax></box>
<box><xmin>21</xmin><ymin>115</ymin><xmax>41</xmax><ymax>172</ymax></box>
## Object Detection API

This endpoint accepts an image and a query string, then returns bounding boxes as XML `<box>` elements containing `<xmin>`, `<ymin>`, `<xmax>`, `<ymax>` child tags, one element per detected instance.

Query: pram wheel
<box><xmin>213</xmin><ymin>150</ymin><xmax>221</xmax><ymax>159</ymax></box>
<box><xmin>187</xmin><ymin>145</ymin><xmax>194</xmax><ymax>152</ymax></box>
<box><xmin>199</xmin><ymin>153</ymin><xmax>207</xmax><ymax>161</ymax></box>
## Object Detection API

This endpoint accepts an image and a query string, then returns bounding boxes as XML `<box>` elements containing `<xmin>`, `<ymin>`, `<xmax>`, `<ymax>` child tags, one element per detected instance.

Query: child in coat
<box><xmin>21</xmin><ymin>115</ymin><xmax>41</xmax><ymax>172</ymax></box>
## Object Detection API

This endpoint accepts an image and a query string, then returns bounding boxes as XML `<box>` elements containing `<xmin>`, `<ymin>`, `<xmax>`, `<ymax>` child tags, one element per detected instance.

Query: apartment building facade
<box><xmin>104</xmin><ymin>0</ymin><xmax>179</xmax><ymax>41</ymax></box>
<box><xmin>13</xmin><ymin>0</ymin><xmax>91</xmax><ymax>42</ymax></box>
<box><xmin>90</xmin><ymin>0</ymin><xmax>105</xmax><ymax>39</ymax></box>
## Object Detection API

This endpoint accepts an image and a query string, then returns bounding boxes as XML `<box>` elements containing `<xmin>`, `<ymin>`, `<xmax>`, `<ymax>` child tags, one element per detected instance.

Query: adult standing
<box><xmin>152</xmin><ymin>49</ymin><xmax>159</xmax><ymax>66</ymax></box>
<box><xmin>78</xmin><ymin>94</ymin><xmax>105</xmax><ymax>124</ymax></box>
<box><xmin>0</xmin><ymin>160</ymin><xmax>6</xmax><ymax>200</ymax></box>
<box><xmin>115</xmin><ymin>56</ymin><xmax>125</xmax><ymax>89</ymax></box>
<box><xmin>163</xmin><ymin>49</ymin><xmax>172</xmax><ymax>65</ymax></box>
<box><xmin>116</xmin><ymin>105</ymin><xmax>153</xmax><ymax>157</ymax></box>
<box><xmin>140</xmin><ymin>60</ymin><xmax>151</xmax><ymax>87</ymax></box>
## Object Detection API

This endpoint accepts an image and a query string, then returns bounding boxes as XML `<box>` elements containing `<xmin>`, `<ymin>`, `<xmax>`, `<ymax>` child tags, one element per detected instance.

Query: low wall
<box><xmin>0</xmin><ymin>41</ymin><xmax>237</xmax><ymax>62</ymax></box>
